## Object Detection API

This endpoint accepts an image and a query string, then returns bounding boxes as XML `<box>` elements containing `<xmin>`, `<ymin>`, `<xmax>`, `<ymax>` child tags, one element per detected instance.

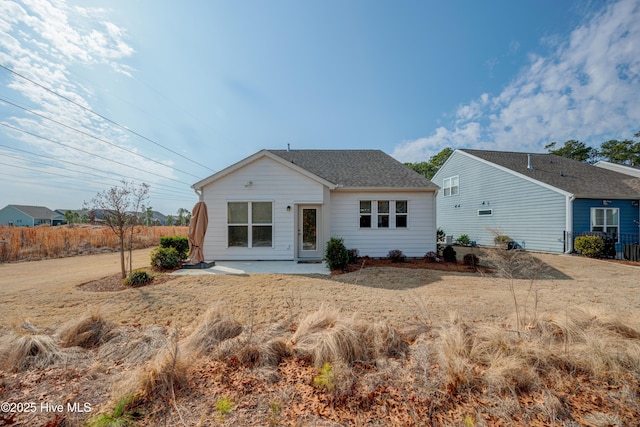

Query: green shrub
<box><xmin>151</xmin><ymin>246</ymin><xmax>182</xmax><ymax>270</ymax></box>
<box><xmin>493</xmin><ymin>235</ymin><xmax>512</xmax><ymax>248</ymax></box>
<box><xmin>443</xmin><ymin>245</ymin><xmax>457</xmax><ymax>262</ymax></box>
<box><xmin>159</xmin><ymin>236</ymin><xmax>189</xmax><ymax>259</ymax></box>
<box><xmin>387</xmin><ymin>249</ymin><xmax>406</xmax><ymax>263</ymax></box>
<box><xmin>574</xmin><ymin>235</ymin><xmax>605</xmax><ymax>258</ymax></box>
<box><xmin>463</xmin><ymin>253</ymin><xmax>479</xmax><ymax>266</ymax></box>
<box><xmin>325</xmin><ymin>237</ymin><xmax>349</xmax><ymax>271</ymax></box>
<box><xmin>456</xmin><ymin>234</ymin><xmax>471</xmax><ymax>245</ymax></box>
<box><xmin>437</xmin><ymin>227</ymin><xmax>446</xmax><ymax>242</ymax></box>
<box><xmin>125</xmin><ymin>270</ymin><xmax>153</xmax><ymax>287</ymax></box>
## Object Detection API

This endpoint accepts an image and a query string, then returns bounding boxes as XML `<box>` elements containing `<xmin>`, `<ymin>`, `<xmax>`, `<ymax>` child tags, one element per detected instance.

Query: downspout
<box><xmin>433</xmin><ymin>189</ymin><xmax>439</xmax><ymax>251</ymax></box>
<box><xmin>565</xmin><ymin>194</ymin><xmax>576</xmax><ymax>253</ymax></box>
<box><xmin>194</xmin><ymin>188</ymin><xmax>203</xmax><ymax>201</ymax></box>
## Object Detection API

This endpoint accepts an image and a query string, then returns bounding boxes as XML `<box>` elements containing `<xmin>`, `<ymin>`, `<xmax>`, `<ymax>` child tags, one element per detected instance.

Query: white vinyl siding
<box><xmin>202</xmin><ymin>156</ymin><xmax>326</xmax><ymax>260</ymax></box>
<box><xmin>332</xmin><ymin>192</ymin><xmax>435</xmax><ymax>257</ymax></box>
<box><xmin>434</xmin><ymin>151</ymin><xmax>566</xmax><ymax>253</ymax></box>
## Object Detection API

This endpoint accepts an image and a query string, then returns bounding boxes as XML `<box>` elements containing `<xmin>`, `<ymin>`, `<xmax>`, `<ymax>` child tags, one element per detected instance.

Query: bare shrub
<box><xmin>58</xmin><ymin>311</ymin><xmax>114</xmax><ymax>349</ymax></box>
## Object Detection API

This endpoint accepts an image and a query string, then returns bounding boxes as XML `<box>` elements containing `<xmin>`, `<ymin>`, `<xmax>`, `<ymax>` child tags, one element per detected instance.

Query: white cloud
<box><xmin>393</xmin><ymin>0</ymin><xmax>640</xmax><ymax>162</ymax></box>
<box><xmin>0</xmin><ymin>0</ymin><xmax>177</xmax><ymax>205</ymax></box>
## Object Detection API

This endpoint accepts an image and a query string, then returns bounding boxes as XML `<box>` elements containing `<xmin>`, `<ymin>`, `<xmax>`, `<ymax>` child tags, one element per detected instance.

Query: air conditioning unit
<box><xmin>445</xmin><ymin>235</ymin><xmax>453</xmax><ymax>245</ymax></box>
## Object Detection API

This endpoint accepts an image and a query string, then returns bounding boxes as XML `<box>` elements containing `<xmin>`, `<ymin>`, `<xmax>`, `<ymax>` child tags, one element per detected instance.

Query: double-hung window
<box><xmin>443</xmin><ymin>176</ymin><xmax>459</xmax><ymax>197</ymax></box>
<box><xmin>591</xmin><ymin>207</ymin><xmax>619</xmax><ymax>241</ymax></box>
<box><xmin>360</xmin><ymin>200</ymin><xmax>408</xmax><ymax>228</ymax></box>
<box><xmin>228</xmin><ymin>201</ymin><xmax>273</xmax><ymax>247</ymax></box>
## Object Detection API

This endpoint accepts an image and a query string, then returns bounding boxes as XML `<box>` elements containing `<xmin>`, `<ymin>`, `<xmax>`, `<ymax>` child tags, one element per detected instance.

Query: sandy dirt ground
<box><xmin>1</xmin><ymin>248</ymin><xmax>638</xmax><ymax>331</ymax></box>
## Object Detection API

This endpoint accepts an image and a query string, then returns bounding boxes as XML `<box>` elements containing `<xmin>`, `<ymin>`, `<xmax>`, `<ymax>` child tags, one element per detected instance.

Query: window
<box><xmin>443</xmin><ymin>176</ymin><xmax>459</xmax><ymax>197</ymax></box>
<box><xmin>360</xmin><ymin>200</ymin><xmax>408</xmax><ymax>229</ymax></box>
<box><xmin>591</xmin><ymin>207</ymin><xmax>619</xmax><ymax>240</ymax></box>
<box><xmin>359</xmin><ymin>201</ymin><xmax>372</xmax><ymax>228</ymax></box>
<box><xmin>478</xmin><ymin>209</ymin><xmax>493</xmax><ymax>216</ymax></box>
<box><xmin>377</xmin><ymin>201</ymin><xmax>389</xmax><ymax>228</ymax></box>
<box><xmin>228</xmin><ymin>202</ymin><xmax>273</xmax><ymax>247</ymax></box>
<box><xmin>396</xmin><ymin>200</ymin><xmax>407</xmax><ymax>228</ymax></box>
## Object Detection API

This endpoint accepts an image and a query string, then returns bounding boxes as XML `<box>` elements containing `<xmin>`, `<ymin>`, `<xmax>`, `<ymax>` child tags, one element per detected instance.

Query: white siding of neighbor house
<box><xmin>434</xmin><ymin>152</ymin><xmax>567</xmax><ymax>253</ymax></box>
<box><xmin>330</xmin><ymin>191</ymin><xmax>436</xmax><ymax>258</ymax></box>
<box><xmin>201</xmin><ymin>156</ymin><xmax>326</xmax><ymax>260</ymax></box>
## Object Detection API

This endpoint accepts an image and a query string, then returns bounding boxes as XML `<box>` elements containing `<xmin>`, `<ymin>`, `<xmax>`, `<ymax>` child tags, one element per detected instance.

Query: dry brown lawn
<box><xmin>1</xmin><ymin>248</ymin><xmax>639</xmax><ymax>426</ymax></box>
<box><xmin>1</xmin><ymin>248</ymin><xmax>638</xmax><ymax>330</ymax></box>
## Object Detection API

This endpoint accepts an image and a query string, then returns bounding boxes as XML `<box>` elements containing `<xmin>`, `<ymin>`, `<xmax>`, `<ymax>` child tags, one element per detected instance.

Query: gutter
<box><xmin>564</xmin><ymin>194</ymin><xmax>576</xmax><ymax>254</ymax></box>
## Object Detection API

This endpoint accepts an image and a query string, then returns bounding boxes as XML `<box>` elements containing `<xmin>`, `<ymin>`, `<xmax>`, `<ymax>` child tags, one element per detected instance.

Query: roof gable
<box><xmin>192</xmin><ymin>150</ymin><xmax>338</xmax><ymax>190</ymax></box>
<box><xmin>193</xmin><ymin>149</ymin><xmax>437</xmax><ymax>191</ymax></box>
<box><xmin>460</xmin><ymin>149</ymin><xmax>640</xmax><ymax>199</ymax></box>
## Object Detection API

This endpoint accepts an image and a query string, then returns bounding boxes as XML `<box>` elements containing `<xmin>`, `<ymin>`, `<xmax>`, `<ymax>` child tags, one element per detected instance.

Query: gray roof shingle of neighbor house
<box><xmin>268</xmin><ymin>149</ymin><xmax>438</xmax><ymax>189</ymax></box>
<box><xmin>461</xmin><ymin>149</ymin><xmax>640</xmax><ymax>198</ymax></box>
<box><xmin>12</xmin><ymin>205</ymin><xmax>60</xmax><ymax>219</ymax></box>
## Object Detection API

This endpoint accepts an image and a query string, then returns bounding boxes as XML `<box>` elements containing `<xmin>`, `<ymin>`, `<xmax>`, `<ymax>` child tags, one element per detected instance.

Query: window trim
<box><xmin>443</xmin><ymin>175</ymin><xmax>459</xmax><ymax>197</ymax></box>
<box><xmin>227</xmin><ymin>201</ymin><xmax>274</xmax><ymax>248</ymax></box>
<box><xmin>590</xmin><ymin>207</ymin><xmax>619</xmax><ymax>242</ymax></box>
<box><xmin>359</xmin><ymin>200</ymin><xmax>408</xmax><ymax>229</ymax></box>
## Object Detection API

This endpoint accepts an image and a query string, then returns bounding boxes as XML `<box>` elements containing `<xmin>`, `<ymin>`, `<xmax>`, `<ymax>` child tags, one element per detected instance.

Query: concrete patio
<box><xmin>172</xmin><ymin>260</ymin><xmax>330</xmax><ymax>276</ymax></box>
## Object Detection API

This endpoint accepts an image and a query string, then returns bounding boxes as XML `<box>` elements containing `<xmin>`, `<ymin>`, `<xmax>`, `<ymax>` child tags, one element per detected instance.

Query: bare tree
<box><xmin>86</xmin><ymin>181</ymin><xmax>149</xmax><ymax>280</ymax></box>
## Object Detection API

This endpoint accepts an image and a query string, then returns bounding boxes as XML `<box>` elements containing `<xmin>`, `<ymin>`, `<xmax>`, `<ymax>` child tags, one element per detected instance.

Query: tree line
<box><xmin>406</xmin><ymin>130</ymin><xmax>640</xmax><ymax>179</ymax></box>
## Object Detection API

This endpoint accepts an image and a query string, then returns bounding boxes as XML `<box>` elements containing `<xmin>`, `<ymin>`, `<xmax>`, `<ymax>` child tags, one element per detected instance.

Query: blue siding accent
<box><xmin>0</xmin><ymin>206</ymin><xmax>34</xmax><ymax>226</ymax></box>
<box><xmin>572</xmin><ymin>198</ymin><xmax>640</xmax><ymax>235</ymax></box>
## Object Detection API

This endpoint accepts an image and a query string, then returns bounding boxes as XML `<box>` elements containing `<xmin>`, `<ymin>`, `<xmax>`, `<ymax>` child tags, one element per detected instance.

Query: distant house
<box><xmin>0</xmin><ymin>205</ymin><xmax>64</xmax><ymax>226</ymax></box>
<box><xmin>594</xmin><ymin>161</ymin><xmax>640</xmax><ymax>178</ymax></box>
<box><xmin>191</xmin><ymin>149</ymin><xmax>439</xmax><ymax>261</ymax></box>
<box><xmin>432</xmin><ymin>149</ymin><xmax>640</xmax><ymax>254</ymax></box>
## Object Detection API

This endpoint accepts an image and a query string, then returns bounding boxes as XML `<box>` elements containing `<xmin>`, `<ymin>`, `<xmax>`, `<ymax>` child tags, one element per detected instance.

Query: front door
<box><xmin>297</xmin><ymin>205</ymin><xmax>321</xmax><ymax>259</ymax></box>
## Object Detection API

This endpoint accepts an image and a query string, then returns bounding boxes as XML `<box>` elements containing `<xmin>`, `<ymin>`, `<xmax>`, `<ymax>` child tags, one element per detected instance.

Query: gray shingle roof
<box><xmin>268</xmin><ymin>149</ymin><xmax>437</xmax><ymax>189</ymax></box>
<box><xmin>12</xmin><ymin>205</ymin><xmax>61</xmax><ymax>219</ymax></box>
<box><xmin>461</xmin><ymin>149</ymin><xmax>640</xmax><ymax>198</ymax></box>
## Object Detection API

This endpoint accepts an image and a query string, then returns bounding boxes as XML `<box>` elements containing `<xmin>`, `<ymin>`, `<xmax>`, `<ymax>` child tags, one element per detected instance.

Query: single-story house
<box><xmin>0</xmin><ymin>204</ymin><xmax>64</xmax><ymax>226</ymax></box>
<box><xmin>191</xmin><ymin>149</ymin><xmax>439</xmax><ymax>261</ymax></box>
<box><xmin>432</xmin><ymin>149</ymin><xmax>640</xmax><ymax>253</ymax></box>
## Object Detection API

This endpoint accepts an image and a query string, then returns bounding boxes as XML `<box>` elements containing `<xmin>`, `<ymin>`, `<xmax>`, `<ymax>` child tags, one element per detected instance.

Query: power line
<box><xmin>0</xmin><ymin>122</ymin><xmax>196</xmax><ymax>187</ymax></box>
<box><xmin>0</xmin><ymin>63</ymin><xmax>215</xmax><ymax>173</ymax></box>
<box><xmin>0</xmin><ymin>143</ymin><xmax>193</xmax><ymax>196</ymax></box>
<box><xmin>0</xmin><ymin>96</ymin><xmax>204</xmax><ymax>180</ymax></box>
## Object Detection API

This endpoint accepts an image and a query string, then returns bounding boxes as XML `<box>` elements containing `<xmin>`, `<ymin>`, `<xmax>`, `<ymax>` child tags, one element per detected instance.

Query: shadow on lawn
<box><xmin>328</xmin><ymin>249</ymin><xmax>572</xmax><ymax>290</ymax></box>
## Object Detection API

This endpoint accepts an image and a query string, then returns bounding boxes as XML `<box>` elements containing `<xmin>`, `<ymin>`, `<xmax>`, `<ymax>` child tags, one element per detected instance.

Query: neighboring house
<box><xmin>191</xmin><ymin>149</ymin><xmax>438</xmax><ymax>261</ymax></box>
<box><xmin>0</xmin><ymin>205</ymin><xmax>64</xmax><ymax>226</ymax></box>
<box><xmin>433</xmin><ymin>149</ymin><xmax>640</xmax><ymax>253</ymax></box>
<box><xmin>594</xmin><ymin>161</ymin><xmax>640</xmax><ymax>178</ymax></box>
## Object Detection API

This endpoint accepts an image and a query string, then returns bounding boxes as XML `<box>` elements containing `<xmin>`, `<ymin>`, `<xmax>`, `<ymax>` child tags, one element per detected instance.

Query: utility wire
<box><xmin>0</xmin><ymin>96</ymin><xmax>203</xmax><ymax>180</ymax></box>
<box><xmin>0</xmin><ymin>151</ymin><xmax>191</xmax><ymax>199</ymax></box>
<box><xmin>0</xmin><ymin>63</ymin><xmax>215</xmax><ymax>173</ymax></box>
<box><xmin>0</xmin><ymin>122</ymin><xmax>196</xmax><ymax>187</ymax></box>
<box><xmin>0</xmin><ymin>143</ymin><xmax>193</xmax><ymax>195</ymax></box>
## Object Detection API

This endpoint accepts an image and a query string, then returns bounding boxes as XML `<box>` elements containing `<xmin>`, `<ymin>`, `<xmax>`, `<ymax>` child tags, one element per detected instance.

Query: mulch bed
<box><xmin>77</xmin><ymin>273</ymin><xmax>176</xmax><ymax>292</ymax></box>
<box><xmin>341</xmin><ymin>257</ymin><xmax>492</xmax><ymax>274</ymax></box>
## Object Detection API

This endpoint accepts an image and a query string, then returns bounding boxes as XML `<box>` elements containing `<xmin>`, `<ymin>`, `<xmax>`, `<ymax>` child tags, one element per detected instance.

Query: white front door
<box><xmin>297</xmin><ymin>205</ymin><xmax>322</xmax><ymax>259</ymax></box>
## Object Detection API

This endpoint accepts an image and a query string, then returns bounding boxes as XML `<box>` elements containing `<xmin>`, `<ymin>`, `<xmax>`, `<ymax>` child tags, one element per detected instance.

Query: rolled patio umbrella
<box><xmin>188</xmin><ymin>201</ymin><xmax>208</xmax><ymax>264</ymax></box>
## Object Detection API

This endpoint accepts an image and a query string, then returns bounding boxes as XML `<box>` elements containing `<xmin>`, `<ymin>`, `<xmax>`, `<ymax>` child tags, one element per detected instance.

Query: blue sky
<box><xmin>1</xmin><ymin>0</ymin><xmax>639</xmax><ymax>215</ymax></box>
